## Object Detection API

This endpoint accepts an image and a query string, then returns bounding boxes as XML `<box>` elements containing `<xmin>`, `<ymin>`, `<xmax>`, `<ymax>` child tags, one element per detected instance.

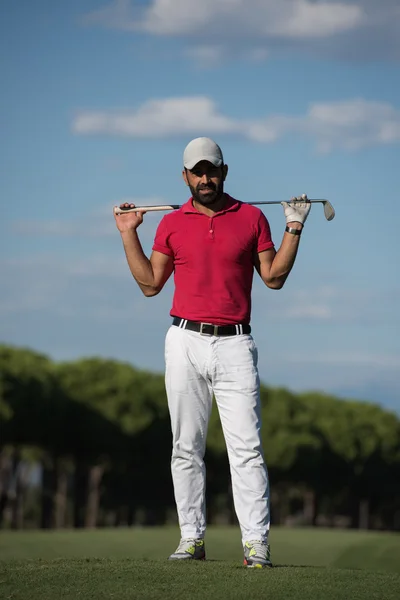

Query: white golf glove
<box><xmin>281</xmin><ymin>194</ymin><xmax>311</xmax><ymax>225</ymax></box>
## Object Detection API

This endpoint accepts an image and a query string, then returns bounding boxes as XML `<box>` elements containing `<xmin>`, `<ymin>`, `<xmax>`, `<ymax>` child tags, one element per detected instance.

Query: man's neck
<box><xmin>192</xmin><ymin>193</ymin><xmax>227</xmax><ymax>217</ymax></box>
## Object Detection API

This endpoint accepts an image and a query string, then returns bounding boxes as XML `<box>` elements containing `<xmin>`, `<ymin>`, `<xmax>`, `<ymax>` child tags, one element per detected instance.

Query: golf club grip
<box><xmin>114</xmin><ymin>205</ymin><xmax>179</xmax><ymax>214</ymax></box>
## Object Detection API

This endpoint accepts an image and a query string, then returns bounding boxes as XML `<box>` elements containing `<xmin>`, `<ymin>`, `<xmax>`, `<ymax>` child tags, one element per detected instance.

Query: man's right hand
<box><xmin>114</xmin><ymin>203</ymin><xmax>146</xmax><ymax>233</ymax></box>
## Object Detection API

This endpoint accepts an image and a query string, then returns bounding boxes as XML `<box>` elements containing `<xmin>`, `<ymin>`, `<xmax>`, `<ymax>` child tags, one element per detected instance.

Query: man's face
<box><xmin>183</xmin><ymin>161</ymin><xmax>228</xmax><ymax>206</ymax></box>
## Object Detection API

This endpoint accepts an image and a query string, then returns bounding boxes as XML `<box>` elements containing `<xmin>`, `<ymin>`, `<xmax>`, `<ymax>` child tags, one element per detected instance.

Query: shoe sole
<box><xmin>243</xmin><ymin>559</ymin><xmax>272</xmax><ymax>568</ymax></box>
<box><xmin>168</xmin><ymin>555</ymin><xmax>206</xmax><ymax>561</ymax></box>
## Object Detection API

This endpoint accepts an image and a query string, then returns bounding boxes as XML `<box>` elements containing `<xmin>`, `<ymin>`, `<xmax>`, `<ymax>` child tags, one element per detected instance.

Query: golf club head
<box><xmin>323</xmin><ymin>201</ymin><xmax>335</xmax><ymax>221</ymax></box>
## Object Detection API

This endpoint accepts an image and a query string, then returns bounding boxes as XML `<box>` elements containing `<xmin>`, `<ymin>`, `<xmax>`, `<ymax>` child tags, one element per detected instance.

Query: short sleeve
<box><xmin>256</xmin><ymin>212</ymin><xmax>275</xmax><ymax>253</ymax></box>
<box><xmin>152</xmin><ymin>217</ymin><xmax>174</xmax><ymax>257</ymax></box>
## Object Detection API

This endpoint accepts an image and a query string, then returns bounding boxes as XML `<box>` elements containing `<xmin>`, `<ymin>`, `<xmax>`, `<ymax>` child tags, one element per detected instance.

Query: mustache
<box><xmin>197</xmin><ymin>182</ymin><xmax>216</xmax><ymax>191</ymax></box>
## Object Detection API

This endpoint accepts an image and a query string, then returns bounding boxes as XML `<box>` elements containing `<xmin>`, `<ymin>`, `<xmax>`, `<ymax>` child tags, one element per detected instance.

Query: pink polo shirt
<box><xmin>152</xmin><ymin>194</ymin><xmax>275</xmax><ymax>325</ymax></box>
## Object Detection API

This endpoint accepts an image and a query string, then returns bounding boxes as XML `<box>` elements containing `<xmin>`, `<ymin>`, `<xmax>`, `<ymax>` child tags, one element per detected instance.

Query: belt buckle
<box><xmin>200</xmin><ymin>322</ymin><xmax>218</xmax><ymax>336</ymax></box>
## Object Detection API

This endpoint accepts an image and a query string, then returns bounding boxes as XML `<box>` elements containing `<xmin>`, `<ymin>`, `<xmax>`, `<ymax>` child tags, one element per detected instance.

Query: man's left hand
<box><xmin>281</xmin><ymin>194</ymin><xmax>311</xmax><ymax>226</ymax></box>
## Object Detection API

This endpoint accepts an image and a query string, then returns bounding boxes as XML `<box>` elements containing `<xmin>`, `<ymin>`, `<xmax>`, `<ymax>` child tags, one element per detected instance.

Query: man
<box><xmin>114</xmin><ymin>137</ymin><xmax>310</xmax><ymax>568</ymax></box>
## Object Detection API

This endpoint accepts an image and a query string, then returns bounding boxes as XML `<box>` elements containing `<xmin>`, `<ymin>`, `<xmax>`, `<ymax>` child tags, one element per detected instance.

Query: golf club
<box><xmin>114</xmin><ymin>199</ymin><xmax>335</xmax><ymax>221</ymax></box>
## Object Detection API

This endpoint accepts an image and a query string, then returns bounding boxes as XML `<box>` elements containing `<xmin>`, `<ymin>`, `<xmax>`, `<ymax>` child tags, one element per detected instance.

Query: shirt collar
<box><xmin>182</xmin><ymin>194</ymin><xmax>240</xmax><ymax>215</ymax></box>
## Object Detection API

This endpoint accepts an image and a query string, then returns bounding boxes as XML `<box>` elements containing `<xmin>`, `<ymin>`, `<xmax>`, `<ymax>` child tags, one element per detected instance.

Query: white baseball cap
<box><xmin>183</xmin><ymin>137</ymin><xmax>224</xmax><ymax>170</ymax></box>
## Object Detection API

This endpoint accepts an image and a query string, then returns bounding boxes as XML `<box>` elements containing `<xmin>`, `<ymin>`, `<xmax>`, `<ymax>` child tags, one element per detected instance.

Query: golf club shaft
<box><xmin>114</xmin><ymin>199</ymin><xmax>335</xmax><ymax>220</ymax></box>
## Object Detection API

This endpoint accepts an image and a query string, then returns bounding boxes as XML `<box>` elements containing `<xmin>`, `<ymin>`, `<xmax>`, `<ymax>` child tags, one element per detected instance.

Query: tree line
<box><xmin>1</xmin><ymin>344</ymin><xmax>399</xmax><ymax>532</ymax></box>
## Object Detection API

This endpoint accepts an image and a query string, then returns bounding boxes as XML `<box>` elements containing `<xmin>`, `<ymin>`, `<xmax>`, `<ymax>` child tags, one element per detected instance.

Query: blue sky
<box><xmin>1</xmin><ymin>0</ymin><xmax>399</xmax><ymax>414</ymax></box>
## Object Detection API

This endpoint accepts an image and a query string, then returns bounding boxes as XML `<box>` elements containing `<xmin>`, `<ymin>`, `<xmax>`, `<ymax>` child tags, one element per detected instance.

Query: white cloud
<box><xmin>84</xmin><ymin>0</ymin><xmax>363</xmax><ymax>38</ymax></box>
<box><xmin>73</xmin><ymin>97</ymin><xmax>239</xmax><ymax>138</ymax></box>
<box><xmin>305</xmin><ymin>99</ymin><xmax>400</xmax><ymax>152</ymax></box>
<box><xmin>13</xmin><ymin>220</ymin><xmax>115</xmax><ymax>238</ymax></box>
<box><xmin>252</xmin><ymin>282</ymin><xmax>400</xmax><ymax>325</ymax></box>
<box><xmin>257</xmin><ymin>285</ymin><xmax>336</xmax><ymax>321</ymax></box>
<box><xmin>258</xmin><ymin>350</ymin><xmax>400</xmax><ymax>410</ymax></box>
<box><xmin>81</xmin><ymin>1</ymin><xmax>400</xmax><ymax>61</ymax></box>
<box><xmin>284</xmin><ymin>304</ymin><xmax>333</xmax><ymax>320</ymax></box>
<box><xmin>72</xmin><ymin>96</ymin><xmax>400</xmax><ymax>153</ymax></box>
<box><xmin>267</xmin><ymin>0</ymin><xmax>362</xmax><ymax>38</ymax></box>
<box><xmin>286</xmin><ymin>351</ymin><xmax>400</xmax><ymax>370</ymax></box>
<box><xmin>186</xmin><ymin>44</ymin><xmax>269</xmax><ymax>66</ymax></box>
<box><xmin>11</xmin><ymin>198</ymin><xmax>166</xmax><ymax>238</ymax></box>
<box><xmin>143</xmin><ymin>0</ymin><xmax>363</xmax><ymax>38</ymax></box>
<box><xmin>0</xmin><ymin>255</ymin><xmax>131</xmax><ymax>316</ymax></box>
<box><xmin>2</xmin><ymin>255</ymin><xmax>128</xmax><ymax>280</ymax></box>
<box><xmin>186</xmin><ymin>45</ymin><xmax>226</xmax><ymax>67</ymax></box>
<box><xmin>245</xmin><ymin>47</ymin><xmax>269</xmax><ymax>62</ymax></box>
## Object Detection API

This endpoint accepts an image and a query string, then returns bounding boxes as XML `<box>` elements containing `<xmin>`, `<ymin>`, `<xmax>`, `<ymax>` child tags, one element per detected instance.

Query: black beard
<box><xmin>189</xmin><ymin>181</ymin><xmax>224</xmax><ymax>206</ymax></box>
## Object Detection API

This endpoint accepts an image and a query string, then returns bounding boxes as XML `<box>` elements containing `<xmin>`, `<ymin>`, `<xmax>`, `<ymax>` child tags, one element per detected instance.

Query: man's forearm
<box><xmin>268</xmin><ymin>225</ymin><xmax>303</xmax><ymax>288</ymax></box>
<box><xmin>120</xmin><ymin>230</ymin><xmax>156</xmax><ymax>295</ymax></box>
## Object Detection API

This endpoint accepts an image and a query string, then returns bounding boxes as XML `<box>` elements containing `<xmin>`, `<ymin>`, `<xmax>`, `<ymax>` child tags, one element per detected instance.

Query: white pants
<box><xmin>164</xmin><ymin>324</ymin><xmax>270</xmax><ymax>545</ymax></box>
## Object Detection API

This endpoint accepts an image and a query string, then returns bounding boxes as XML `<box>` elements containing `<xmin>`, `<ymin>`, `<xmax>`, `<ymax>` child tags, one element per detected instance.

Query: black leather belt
<box><xmin>172</xmin><ymin>317</ymin><xmax>251</xmax><ymax>336</ymax></box>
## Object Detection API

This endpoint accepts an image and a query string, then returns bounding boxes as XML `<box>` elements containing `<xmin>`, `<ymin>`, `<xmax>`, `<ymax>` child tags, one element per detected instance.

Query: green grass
<box><xmin>0</xmin><ymin>526</ymin><xmax>399</xmax><ymax>599</ymax></box>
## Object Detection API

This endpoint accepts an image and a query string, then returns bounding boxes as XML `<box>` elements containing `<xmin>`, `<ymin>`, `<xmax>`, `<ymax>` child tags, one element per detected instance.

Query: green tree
<box><xmin>0</xmin><ymin>345</ymin><xmax>61</xmax><ymax>528</ymax></box>
<box><xmin>56</xmin><ymin>357</ymin><xmax>172</xmax><ymax>527</ymax></box>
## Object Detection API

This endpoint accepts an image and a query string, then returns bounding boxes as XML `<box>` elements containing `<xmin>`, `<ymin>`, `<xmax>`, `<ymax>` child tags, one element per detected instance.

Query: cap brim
<box><xmin>184</xmin><ymin>155</ymin><xmax>223</xmax><ymax>170</ymax></box>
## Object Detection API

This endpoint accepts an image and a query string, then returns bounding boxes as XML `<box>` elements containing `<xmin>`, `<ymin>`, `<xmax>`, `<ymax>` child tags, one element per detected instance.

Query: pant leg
<box><xmin>164</xmin><ymin>325</ymin><xmax>213</xmax><ymax>539</ymax></box>
<box><xmin>211</xmin><ymin>334</ymin><xmax>270</xmax><ymax>545</ymax></box>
